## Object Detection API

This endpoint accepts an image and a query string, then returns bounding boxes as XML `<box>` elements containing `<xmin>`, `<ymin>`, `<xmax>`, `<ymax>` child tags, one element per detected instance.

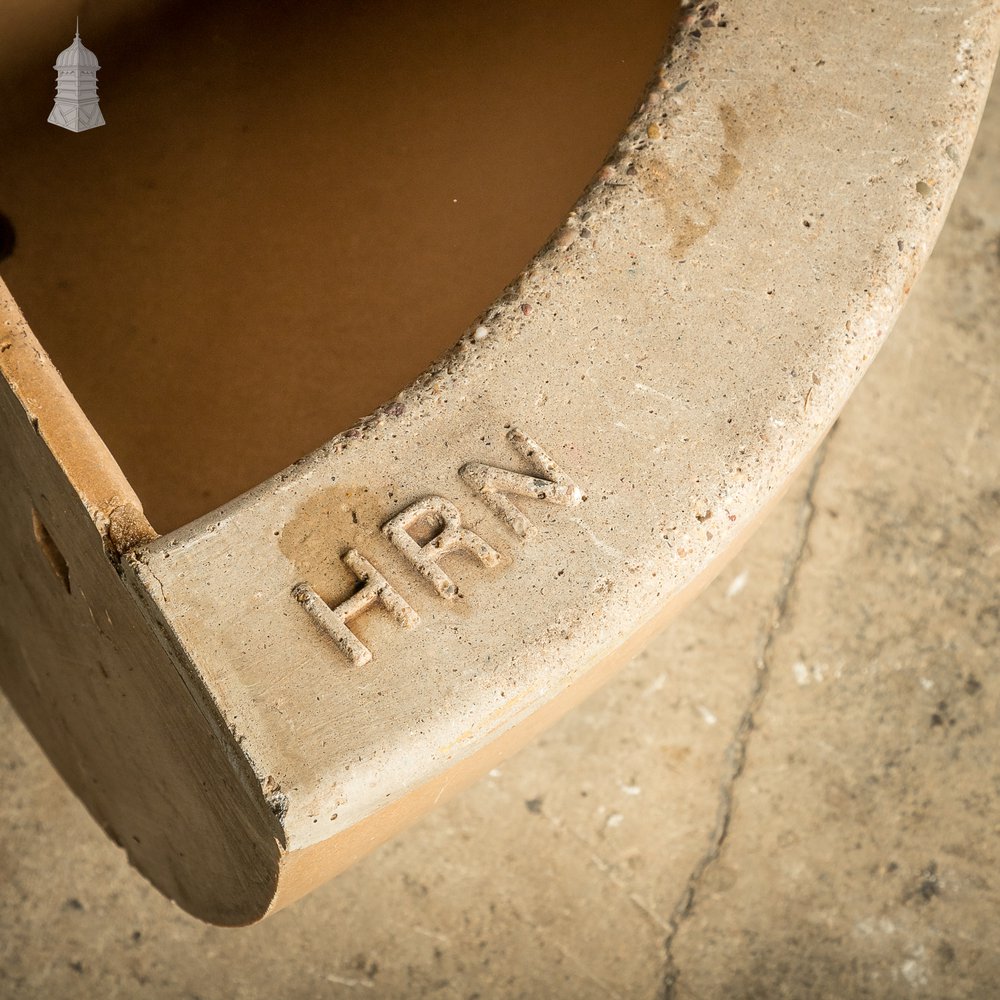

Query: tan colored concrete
<box><xmin>661</xmin><ymin>74</ymin><xmax>1000</xmax><ymax>1000</ymax></box>
<box><xmin>3</xmin><ymin>71</ymin><xmax>1000</xmax><ymax>997</ymax></box>
<box><xmin>2</xmin><ymin>0</ymin><xmax>999</xmax><ymax>922</ymax></box>
<box><xmin>0</xmin><ymin>323</ymin><xmax>280</xmax><ymax>926</ymax></box>
<box><xmin>117</xmin><ymin>0</ymin><xmax>999</xmax><ymax>916</ymax></box>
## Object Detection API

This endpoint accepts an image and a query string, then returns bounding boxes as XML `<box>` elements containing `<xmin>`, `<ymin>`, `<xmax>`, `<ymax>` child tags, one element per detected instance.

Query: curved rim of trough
<box><xmin>2</xmin><ymin>0</ymin><xmax>999</xmax><ymax>922</ymax></box>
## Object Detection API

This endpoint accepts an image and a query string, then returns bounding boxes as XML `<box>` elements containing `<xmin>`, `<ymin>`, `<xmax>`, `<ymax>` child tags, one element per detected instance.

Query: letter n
<box><xmin>459</xmin><ymin>428</ymin><xmax>582</xmax><ymax>539</ymax></box>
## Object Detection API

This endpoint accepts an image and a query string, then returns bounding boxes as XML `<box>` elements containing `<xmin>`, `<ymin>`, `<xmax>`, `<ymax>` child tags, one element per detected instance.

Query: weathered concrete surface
<box><xmin>661</xmin><ymin>74</ymin><xmax>1000</xmax><ymax>1000</ymax></box>
<box><xmin>3</xmin><ymin>0</ymin><xmax>998</xmax><ymax>920</ymax></box>
<box><xmin>2</xmin><ymin>61</ymin><xmax>999</xmax><ymax>1000</ymax></box>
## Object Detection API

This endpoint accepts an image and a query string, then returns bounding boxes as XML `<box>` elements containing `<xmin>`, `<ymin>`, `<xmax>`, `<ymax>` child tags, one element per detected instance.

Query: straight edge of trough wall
<box><xmin>0</xmin><ymin>286</ymin><xmax>290</xmax><ymax>922</ymax></box>
<box><xmin>0</xmin><ymin>281</ymin><xmax>155</xmax><ymax>551</ymax></box>
<box><xmin>2</xmin><ymin>0</ymin><xmax>999</xmax><ymax>923</ymax></box>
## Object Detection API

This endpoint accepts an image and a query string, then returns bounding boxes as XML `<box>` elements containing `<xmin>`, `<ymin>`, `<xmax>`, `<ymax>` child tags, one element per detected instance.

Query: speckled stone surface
<box><xmin>3</xmin><ymin>64</ymin><xmax>999</xmax><ymax>1000</ymax></box>
<box><xmin>0</xmin><ymin>0</ymin><xmax>997</xmax><ymax>920</ymax></box>
<box><xmin>111</xmin><ymin>0</ymin><xmax>998</xmax><ymax>913</ymax></box>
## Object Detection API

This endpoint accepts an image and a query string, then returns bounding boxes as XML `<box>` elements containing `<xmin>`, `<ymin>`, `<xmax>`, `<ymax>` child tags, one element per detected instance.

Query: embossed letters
<box><xmin>293</xmin><ymin>549</ymin><xmax>419</xmax><ymax>667</ymax></box>
<box><xmin>459</xmin><ymin>428</ymin><xmax>582</xmax><ymax>539</ymax></box>
<box><xmin>382</xmin><ymin>496</ymin><xmax>501</xmax><ymax>599</ymax></box>
<box><xmin>293</xmin><ymin>427</ymin><xmax>583</xmax><ymax>665</ymax></box>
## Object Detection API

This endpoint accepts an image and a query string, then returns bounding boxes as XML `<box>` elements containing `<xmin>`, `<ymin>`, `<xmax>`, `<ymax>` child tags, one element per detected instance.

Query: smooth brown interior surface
<box><xmin>0</xmin><ymin>0</ymin><xmax>677</xmax><ymax>533</ymax></box>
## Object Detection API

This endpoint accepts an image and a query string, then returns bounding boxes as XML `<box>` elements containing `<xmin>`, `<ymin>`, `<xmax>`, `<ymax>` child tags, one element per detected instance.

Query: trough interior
<box><xmin>0</xmin><ymin>0</ymin><xmax>676</xmax><ymax>533</ymax></box>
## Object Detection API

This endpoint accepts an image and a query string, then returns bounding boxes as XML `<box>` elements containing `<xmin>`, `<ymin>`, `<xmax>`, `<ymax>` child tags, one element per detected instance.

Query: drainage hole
<box><xmin>32</xmin><ymin>508</ymin><xmax>71</xmax><ymax>594</ymax></box>
<box><xmin>0</xmin><ymin>213</ymin><xmax>15</xmax><ymax>262</ymax></box>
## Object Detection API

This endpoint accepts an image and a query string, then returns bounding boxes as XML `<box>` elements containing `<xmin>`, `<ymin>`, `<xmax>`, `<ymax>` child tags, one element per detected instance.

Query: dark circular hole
<box><xmin>0</xmin><ymin>213</ymin><xmax>16</xmax><ymax>262</ymax></box>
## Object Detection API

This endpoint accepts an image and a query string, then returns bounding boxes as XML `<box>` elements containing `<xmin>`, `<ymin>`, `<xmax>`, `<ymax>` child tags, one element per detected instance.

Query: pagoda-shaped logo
<box><xmin>48</xmin><ymin>19</ymin><xmax>105</xmax><ymax>132</ymax></box>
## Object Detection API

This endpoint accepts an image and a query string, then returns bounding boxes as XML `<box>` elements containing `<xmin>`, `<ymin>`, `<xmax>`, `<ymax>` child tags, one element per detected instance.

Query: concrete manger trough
<box><xmin>0</xmin><ymin>0</ymin><xmax>997</xmax><ymax>924</ymax></box>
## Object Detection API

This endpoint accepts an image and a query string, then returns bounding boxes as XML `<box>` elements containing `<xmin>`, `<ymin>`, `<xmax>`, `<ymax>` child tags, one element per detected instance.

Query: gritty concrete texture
<box><xmin>3</xmin><ymin>65</ymin><xmax>1000</xmax><ymax>1000</ymax></box>
<box><xmin>111</xmin><ymin>0</ymin><xmax>998</xmax><ymax>916</ymax></box>
<box><xmin>0</xmin><ymin>0</ymin><xmax>997</xmax><ymax>920</ymax></box>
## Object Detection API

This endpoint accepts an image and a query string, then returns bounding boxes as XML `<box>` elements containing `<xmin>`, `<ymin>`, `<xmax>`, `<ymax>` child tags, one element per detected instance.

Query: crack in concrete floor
<box><xmin>659</xmin><ymin>431</ymin><xmax>835</xmax><ymax>1000</ymax></box>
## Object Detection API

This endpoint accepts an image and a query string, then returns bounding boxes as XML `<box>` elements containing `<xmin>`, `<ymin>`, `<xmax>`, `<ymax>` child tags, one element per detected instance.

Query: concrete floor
<box><xmin>2</xmin><ymin>78</ymin><xmax>998</xmax><ymax>1000</ymax></box>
